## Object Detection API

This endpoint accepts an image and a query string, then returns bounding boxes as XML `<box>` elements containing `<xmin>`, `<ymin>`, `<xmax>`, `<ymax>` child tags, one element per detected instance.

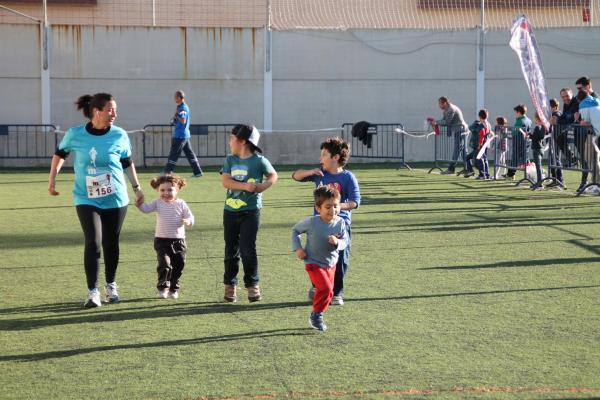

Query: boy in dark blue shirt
<box><xmin>292</xmin><ymin>137</ymin><xmax>360</xmax><ymax>305</ymax></box>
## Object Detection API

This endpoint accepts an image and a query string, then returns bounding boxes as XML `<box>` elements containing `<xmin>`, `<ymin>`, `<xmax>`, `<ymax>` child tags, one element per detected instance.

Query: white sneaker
<box><xmin>105</xmin><ymin>282</ymin><xmax>120</xmax><ymax>303</ymax></box>
<box><xmin>84</xmin><ymin>288</ymin><xmax>102</xmax><ymax>308</ymax></box>
<box><xmin>330</xmin><ymin>295</ymin><xmax>344</xmax><ymax>306</ymax></box>
<box><xmin>169</xmin><ymin>290</ymin><xmax>179</xmax><ymax>300</ymax></box>
<box><xmin>157</xmin><ymin>288</ymin><xmax>169</xmax><ymax>299</ymax></box>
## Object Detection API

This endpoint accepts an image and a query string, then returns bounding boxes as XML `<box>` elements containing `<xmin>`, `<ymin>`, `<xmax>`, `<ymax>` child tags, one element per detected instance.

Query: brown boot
<box><xmin>224</xmin><ymin>284</ymin><xmax>237</xmax><ymax>303</ymax></box>
<box><xmin>247</xmin><ymin>285</ymin><xmax>262</xmax><ymax>302</ymax></box>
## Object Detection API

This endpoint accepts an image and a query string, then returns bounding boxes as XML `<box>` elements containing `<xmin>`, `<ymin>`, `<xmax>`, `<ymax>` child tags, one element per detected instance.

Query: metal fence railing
<box><xmin>141</xmin><ymin>124</ymin><xmax>233</xmax><ymax>168</ymax></box>
<box><xmin>428</xmin><ymin>124</ymin><xmax>469</xmax><ymax>175</ymax></box>
<box><xmin>341</xmin><ymin>122</ymin><xmax>410</xmax><ymax>169</ymax></box>
<box><xmin>0</xmin><ymin>124</ymin><xmax>59</xmax><ymax>161</ymax></box>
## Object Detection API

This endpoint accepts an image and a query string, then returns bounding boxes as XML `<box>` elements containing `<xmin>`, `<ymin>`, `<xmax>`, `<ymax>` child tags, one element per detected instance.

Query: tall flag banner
<box><xmin>509</xmin><ymin>15</ymin><xmax>551</xmax><ymax>130</ymax></box>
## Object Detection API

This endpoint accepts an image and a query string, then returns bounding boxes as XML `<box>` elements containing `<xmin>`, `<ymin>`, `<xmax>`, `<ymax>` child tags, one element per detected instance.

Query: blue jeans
<box><xmin>164</xmin><ymin>137</ymin><xmax>202</xmax><ymax>175</ymax></box>
<box><xmin>333</xmin><ymin>227</ymin><xmax>352</xmax><ymax>297</ymax></box>
<box><xmin>223</xmin><ymin>209</ymin><xmax>260</xmax><ymax>287</ymax></box>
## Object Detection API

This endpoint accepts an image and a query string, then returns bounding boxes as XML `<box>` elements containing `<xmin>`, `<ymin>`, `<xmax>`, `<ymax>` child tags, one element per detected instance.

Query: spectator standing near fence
<box><xmin>137</xmin><ymin>175</ymin><xmax>194</xmax><ymax>300</ymax></box>
<box><xmin>494</xmin><ymin>116</ymin><xmax>509</xmax><ymax>179</ymax></box>
<box><xmin>505</xmin><ymin>104</ymin><xmax>532</xmax><ymax>180</ymax></box>
<box><xmin>574</xmin><ymin>78</ymin><xmax>599</xmax><ymax>192</ymax></box>
<box><xmin>465</xmin><ymin>109</ymin><xmax>491</xmax><ymax>180</ymax></box>
<box><xmin>292</xmin><ymin>137</ymin><xmax>360</xmax><ymax>306</ymax></box>
<box><xmin>434</xmin><ymin>97</ymin><xmax>469</xmax><ymax>175</ymax></box>
<box><xmin>579</xmin><ymin>94</ymin><xmax>600</xmax><ymax>187</ymax></box>
<box><xmin>163</xmin><ymin>90</ymin><xmax>203</xmax><ymax>177</ymax></box>
<box><xmin>48</xmin><ymin>93</ymin><xmax>144</xmax><ymax>308</ymax></box>
<box><xmin>221</xmin><ymin>125</ymin><xmax>278</xmax><ymax>303</ymax></box>
<box><xmin>529</xmin><ymin>113</ymin><xmax>547</xmax><ymax>190</ymax></box>
<box><xmin>548</xmin><ymin>98</ymin><xmax>564</xmax><ymax>187</ymax></box>
<box><xmin>292</xmin><ymin>186</ymin><xmax>348</xmax><ymax>332</ymax></box>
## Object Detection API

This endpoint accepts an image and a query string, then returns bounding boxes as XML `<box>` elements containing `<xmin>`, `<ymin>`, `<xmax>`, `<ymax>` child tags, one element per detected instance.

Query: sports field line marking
<box><xmin>195</xmin><ymin>386</ymin><xmax>600</xmax><ymax>400</ymax></box>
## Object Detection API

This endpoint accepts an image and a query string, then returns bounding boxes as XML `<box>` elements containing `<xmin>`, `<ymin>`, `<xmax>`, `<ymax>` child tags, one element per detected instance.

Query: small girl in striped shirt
<box><xmin>137</xmin><ymin>175</ymin><xmax>194</xmax><ymax>299</ymax></box>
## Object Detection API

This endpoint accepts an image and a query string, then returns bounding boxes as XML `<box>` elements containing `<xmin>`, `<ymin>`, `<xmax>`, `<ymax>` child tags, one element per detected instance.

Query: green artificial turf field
<box><xmin>1</xmin><ymin>165</ymin><xmax>599</xmax><ymax>400</ymax></box>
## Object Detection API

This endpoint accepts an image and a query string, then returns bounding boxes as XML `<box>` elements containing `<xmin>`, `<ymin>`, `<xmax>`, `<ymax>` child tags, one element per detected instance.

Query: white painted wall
<box><xmin>1</xmin><ymin>24</ymin><xmax>599</xmax><ymax>165</ymax></box>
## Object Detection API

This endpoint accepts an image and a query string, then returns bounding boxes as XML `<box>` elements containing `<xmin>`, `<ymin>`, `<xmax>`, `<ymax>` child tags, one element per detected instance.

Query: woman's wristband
<box><xmin>132</xmin><ymin>184</ymin><xmax>141</xmax><ymax>192</ymax></box>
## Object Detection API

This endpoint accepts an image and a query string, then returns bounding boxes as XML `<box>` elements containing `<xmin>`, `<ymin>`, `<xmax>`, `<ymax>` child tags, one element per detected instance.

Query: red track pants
<box><xmin>305</xmin><ymin>264</ymin><xmax>336</xmax><ymax>313</ymax></box>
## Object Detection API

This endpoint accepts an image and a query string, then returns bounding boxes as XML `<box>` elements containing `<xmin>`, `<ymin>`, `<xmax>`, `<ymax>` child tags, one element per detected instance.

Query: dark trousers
<box><xmin>465</xmin><ymin>149</ymin><xmax>477</xmax><ymax>173</ymax></box>
<box><xmin>477</xmin><ymin>153</ymin><xmax>489</xmax><ymax>178</ymax></box>
<box><xmin>76</xmin><ymin>205</ymin><xmax>128</xmax><ymax>290</ymax></box>
<box><xmin>448</xmin><ymin>131</ymin><xmax>465</xmax><ymax>172</ymax></box>
<box><xmin>223</xmin><ymin>209</ymin><xmax>260</xmax><ymax>287</ymax></box>
<box><xmin>154</xmin><ymin>238</ymin><xmax>187</xmax><ymax>291</ymax></box>
<box><xmin>164</xmin><ymin>137</ymin><xmax>202</xmax><ymax>175</ymax></box>
<box><xmin>549</xmin><ymin>137</ymin><xmax>563</xmax><ymax>183</ymax></box>
<box><xmin>532</xmin><ymin>149</ymin><xmax>543</xmax><ymax>184</ymax></box>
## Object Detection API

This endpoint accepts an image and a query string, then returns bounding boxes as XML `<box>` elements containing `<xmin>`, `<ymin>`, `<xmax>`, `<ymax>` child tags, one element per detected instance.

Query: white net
<box><xmin>270</xmin><ymin>0</ymin><xmax>600</xmax><ymax>30</ymax></box>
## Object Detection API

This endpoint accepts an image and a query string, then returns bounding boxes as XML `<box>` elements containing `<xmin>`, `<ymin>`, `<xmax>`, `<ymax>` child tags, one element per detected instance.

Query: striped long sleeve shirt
<box><xmin>138</xmin><ymin>198</ymin><xmax>194</xmax><ymax>239</ymax></box>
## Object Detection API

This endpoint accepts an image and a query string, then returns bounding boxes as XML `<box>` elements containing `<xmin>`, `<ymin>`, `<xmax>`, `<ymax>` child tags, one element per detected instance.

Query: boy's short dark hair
<box><xmin>495</xmin><ymin>116</ymin><xmax>508</xmax><ymax>125</ymax></box>
<box><xmin>150</xmin><ymin>175</ymin><xmax>187</xmax><ymax>190</ymax></box>
<box><xmin>438</xmin><ymin>96</ymin><xmax>449</xmax><ymax>104</ymax></box>
<box><xmin>513</xmin><ymin>104</ymin><xmax>527</xmax><ymax>115</ymax></box>
<box><xmin>320</xmin><ymin>137</ymin><xmax>350</xmax><ymax>167</ymax></box>
<box><xmin>478</xmin><ymin>109</ymin><xmax>488</xmax><ymax>120</ymax></box>
<box><xmin>314</xmin><ymin>186</ymin><xmax>341</xmax><ymax>208</ymax></box>
<box><xmin>576</xmin><ymin>76</ymin><xmax>591</xmax><ymax>87</ymax></box>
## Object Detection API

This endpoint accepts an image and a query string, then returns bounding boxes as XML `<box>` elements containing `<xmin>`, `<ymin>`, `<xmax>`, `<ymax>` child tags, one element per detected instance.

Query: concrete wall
<box><xmin>1</xmin><ymin>23</ymin><xmax>599</xmax><ymax>166</ymax></box>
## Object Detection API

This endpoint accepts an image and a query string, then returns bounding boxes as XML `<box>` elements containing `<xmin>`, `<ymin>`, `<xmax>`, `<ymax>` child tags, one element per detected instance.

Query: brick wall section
<box><xmin>0</xmin><ymin>0</ymin><xmax>267</xmax><ymax>27</ymax></box>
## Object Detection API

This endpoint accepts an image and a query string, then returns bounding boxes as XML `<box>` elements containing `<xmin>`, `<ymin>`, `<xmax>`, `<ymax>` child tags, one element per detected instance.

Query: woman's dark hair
<box><xmin>75</xmin><ymin>93</ymin><xmax>114</xmax><ymax>119</ymax></box>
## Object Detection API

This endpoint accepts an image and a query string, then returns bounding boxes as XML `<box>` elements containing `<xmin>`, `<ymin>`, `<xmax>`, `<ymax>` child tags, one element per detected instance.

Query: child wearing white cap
<box><xmin>220</xmin><ymin>124</ymin><xmax>278</xmax><ymax>302</ymax></box>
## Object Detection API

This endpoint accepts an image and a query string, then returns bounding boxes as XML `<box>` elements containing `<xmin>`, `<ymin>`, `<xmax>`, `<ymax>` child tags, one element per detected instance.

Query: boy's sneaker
<box><xmin>105</xmin><ymin>282</ymin><xmax>120</xmax><ymax>304</ymax></box>
<box><xmin>157</xmin><ymin>288</ymin><xmax>169</xmax><ymax>299</ymax></box>
<box><xmin>309</xmin><ymin>312</ymin><xmax>327</xmax><ymax>331</ymax></box>
<box><xmin>440</xmin><ymin>169</ymin><xmax>454</xmax><ymax>175</ymax></box>
<box><xmin>169</xmin><ymin>290</ymin><xmax>179</xmax><ymax>300</ymax></box>
<box><xmin>192</xmin><ymin>171</ymin><xmax>203</xmax><ymax>178</ymax></box>
<box><xmin>330</xmin><ymin>295</ymin><xmax>344</xmax><ymax>306</ymax></box>
<box><xmin>464</xmin><ymin>172</ymin><xmax>475</xmax><ymax>178</ymax></box>
<box><xmin>247</xmin><ymin>285</ymin><xmax>262</xmax><ymax>302</ymax></box>
<box><xmin>307</xmin><ymin>286</ymin><xmax>315</xmax><ymax>301</ymax></box>
<box><xmin>84</xmin><ymin>288</ymin><xmax>102</xmax><ymax>308</ymax></box>
<box><xmin>224</xmin><ymin>284</ymin><xmax>237</xmax><ymax>303</ymax></box>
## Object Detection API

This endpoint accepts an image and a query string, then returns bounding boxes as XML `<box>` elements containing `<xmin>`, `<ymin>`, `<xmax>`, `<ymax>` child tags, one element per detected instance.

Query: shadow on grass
<box><xmin>0</xmin><ymin>299</ymin><xmax>311</xmax><ymax>331</ymax></box>
<box><xmin>420</xmin><ymin>256</ymin><xmax>600</xmax><ymax>271</ymax></box>
<box><xmin>0</xmin><ymin>328</ymin><xmax>313</xmax><ymax>362</ymax></box>
<box><xmin>2</xmin><ymin>285</ymin><xmax>599</xmax><ymax>332</ymax></box>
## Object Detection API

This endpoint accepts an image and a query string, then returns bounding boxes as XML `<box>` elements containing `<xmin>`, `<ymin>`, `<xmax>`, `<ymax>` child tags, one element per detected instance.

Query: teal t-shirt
<box><xmin>221</xmin><ymin>154</ymin><xmax>275</xmax><ymax>211</ymax></box>
<box><xmin>58</xmin><ymin>124</ymin><xmax>132</xmax><ymax>208</ymax></box>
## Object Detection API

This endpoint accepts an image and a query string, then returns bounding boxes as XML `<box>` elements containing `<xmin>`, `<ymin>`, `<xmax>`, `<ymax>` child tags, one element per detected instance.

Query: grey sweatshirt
<box><xmin>291</xmin><ymin>215</ymin><xmax>348</xmax><ymax>268</ymax></box>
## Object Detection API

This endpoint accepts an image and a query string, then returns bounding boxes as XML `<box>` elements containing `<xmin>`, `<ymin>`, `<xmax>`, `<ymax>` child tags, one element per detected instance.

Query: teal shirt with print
<box><xmin>222</xmin><ymin>154</ymin><xmax>275</xmax><ymax>212</ymax></box>
<box><xmin>58</xmin><ymin>124</ymin><xmax>132</xmax><ymax>208</ymax></box>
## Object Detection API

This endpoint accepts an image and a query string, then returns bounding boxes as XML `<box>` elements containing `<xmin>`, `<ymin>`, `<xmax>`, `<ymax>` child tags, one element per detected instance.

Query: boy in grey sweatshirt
<box><xmin>292</xmin><ymin>186</ymin><xmax>348</xmax><ymax>331</ymax></box>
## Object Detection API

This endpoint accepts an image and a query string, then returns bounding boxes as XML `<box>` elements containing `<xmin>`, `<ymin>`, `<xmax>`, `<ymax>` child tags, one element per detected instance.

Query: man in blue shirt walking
<box><xmin>164</xmin><ymin>90</ymin><xmax>203</xmax><ymax>177</ymax></box>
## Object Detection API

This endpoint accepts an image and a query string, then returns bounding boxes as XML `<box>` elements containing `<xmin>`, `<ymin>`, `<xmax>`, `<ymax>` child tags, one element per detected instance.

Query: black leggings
<box><xmin>76</xmin><ymin>205</ymin><xmax>128</xmax><ymax>290</ymax></box>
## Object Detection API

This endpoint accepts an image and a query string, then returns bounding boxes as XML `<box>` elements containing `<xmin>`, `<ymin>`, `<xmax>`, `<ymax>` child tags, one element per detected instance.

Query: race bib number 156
<box><xmin>86</xmin><ymin>173</ymin><xmax>114</xmax><ymax>198</ymax></box>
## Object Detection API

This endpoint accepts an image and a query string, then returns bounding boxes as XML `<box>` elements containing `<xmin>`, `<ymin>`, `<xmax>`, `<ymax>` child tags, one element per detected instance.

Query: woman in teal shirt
<box><xmin>48</xmin><ymin>93</ymin><xmax>144</xmax><ymax>308</ymax></box>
